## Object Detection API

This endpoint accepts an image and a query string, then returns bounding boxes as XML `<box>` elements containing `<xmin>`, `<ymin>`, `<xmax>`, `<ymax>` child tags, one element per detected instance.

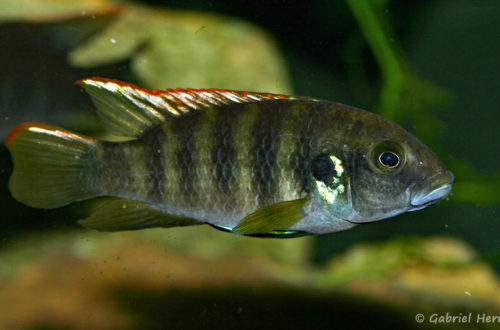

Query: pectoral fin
<box><xmin>78</xmin><ymin>198</ymin><xmax>198</xmax><ymax>231</ymax></box>
<box><xmin>232</xmin><ymin>198</ymin><xmax>310</xmax><ymax>235</ymax></box>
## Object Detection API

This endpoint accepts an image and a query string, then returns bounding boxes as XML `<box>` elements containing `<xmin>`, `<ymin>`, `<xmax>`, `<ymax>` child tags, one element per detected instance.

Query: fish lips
<box><xmin>410</xmin><ymin>171</ymin><xmax>454</xmax><ymax>209</ymax></box>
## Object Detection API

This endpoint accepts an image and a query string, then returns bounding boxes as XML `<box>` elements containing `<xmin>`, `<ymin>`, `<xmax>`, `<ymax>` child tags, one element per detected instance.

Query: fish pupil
<box><xmin>311</xmin><ymin>153</ymin><xmax>336</xmax><ymax>185</ymax></box>
<box><xmin>379</xmin><ymin>151</ymin><xmax>399</xmax><ymax>167</ymax></box>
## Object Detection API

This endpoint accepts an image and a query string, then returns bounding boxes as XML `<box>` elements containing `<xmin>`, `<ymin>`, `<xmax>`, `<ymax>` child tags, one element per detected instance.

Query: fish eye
<box><xmin>378</xmin><ymin>151</ymin><xmax>399</xmax><ymax>168</ymax></box>
<box><xmin>369</xmin><ymin>141</ymin><xmax>405</xmax><ymax>174</ymax></box>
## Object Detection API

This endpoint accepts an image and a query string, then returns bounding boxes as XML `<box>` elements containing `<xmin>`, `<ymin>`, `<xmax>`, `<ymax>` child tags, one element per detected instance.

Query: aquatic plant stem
<box><xmin>347</xmin><ymin>0</ymin><xmax>500</xmax><ymax>205</ymax></box>
<box><xmin>346</xmin><ymin>0</ymin><xmax>404</xmax><ymax>120</ymax></box>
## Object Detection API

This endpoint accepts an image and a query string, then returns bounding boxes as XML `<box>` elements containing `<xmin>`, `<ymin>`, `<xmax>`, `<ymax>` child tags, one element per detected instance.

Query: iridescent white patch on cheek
<box><xmin>331</xmin><ymin>155</ymin><xmax>344</xmax><ymax>177</ymax></box>
<box><xmin>316</xmin><ymin>155</ymin><xmax>345</xmax><ymax>204</ymax></box>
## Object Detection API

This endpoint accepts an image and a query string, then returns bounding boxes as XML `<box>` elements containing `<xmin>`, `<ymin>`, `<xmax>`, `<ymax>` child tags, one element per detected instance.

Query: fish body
<box><xmin>5</xmin><ymin>78</ymin><xmax>454</xmax><ymax>237</ymax></box>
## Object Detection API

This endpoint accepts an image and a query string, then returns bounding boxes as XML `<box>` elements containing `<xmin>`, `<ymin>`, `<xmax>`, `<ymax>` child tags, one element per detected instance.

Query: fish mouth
<box><xmin>410</xmin><ymin>171</ymin><xmax>454</xmax><ymax>209</ymax></box>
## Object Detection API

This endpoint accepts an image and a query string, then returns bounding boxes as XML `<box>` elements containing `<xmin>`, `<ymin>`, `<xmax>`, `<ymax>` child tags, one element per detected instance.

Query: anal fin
<box><xmin>78</xmin><ymin>198</ymin><xmax>199</xmax><ymax>231</ymax></box>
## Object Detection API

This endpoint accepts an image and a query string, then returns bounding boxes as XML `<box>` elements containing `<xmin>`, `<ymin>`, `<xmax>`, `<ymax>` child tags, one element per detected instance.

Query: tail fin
<box><xmin>6</xmin><ymin>122</ymin><xmax>98</xmax><ymax>209</ymax></box>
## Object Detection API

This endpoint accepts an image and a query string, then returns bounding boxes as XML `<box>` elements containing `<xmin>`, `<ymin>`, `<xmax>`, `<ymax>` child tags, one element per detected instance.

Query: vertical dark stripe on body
<box><xmin>211</xmin><ymin>106</ymin><xmax>238</xmax><ymax>202</ymax></box>
<box><xmin>99</xmin><ymin>141</ymin><xmax>134</xmax><ymax>194</ymax></box>
<box><xmin>251</xmin><ymin>101</ymin><xmax>287</xmax><ymax>207</ymax></box>
<box><xmin>142</xmin><ymin>127</ymin><xmax>166</xmax><ymax>202</ymax></box>
<box><xmin>233</xmin><ymin>104</ymin><xmax>260</xmax><ymax>213</ymax></box>
<box><xmin>173</xmin><ymin>114</ymin><xmax>200</xmax><ymax>204</ymax></box>
<box><xmin>291</xmin><ymin>106</ymin><xmax>315</xmax><ymax>196</ymax></box>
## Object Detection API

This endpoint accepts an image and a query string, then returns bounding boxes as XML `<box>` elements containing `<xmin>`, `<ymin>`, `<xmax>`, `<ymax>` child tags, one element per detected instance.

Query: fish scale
<box><xmin>5</xmin><ymin>77</ymin><xmax>453</xmax><ymax>237</ymax></box>
<box><xmin>92</xmin><ymin>102</ymin><xmax>312</xmax><ymax>225</ymax></box>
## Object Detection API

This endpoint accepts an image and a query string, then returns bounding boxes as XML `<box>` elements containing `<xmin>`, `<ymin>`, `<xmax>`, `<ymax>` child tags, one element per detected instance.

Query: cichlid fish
<box><xmin>6</xmin><ymin>78</ymin><xmax>454</xmax><ymax>238</ymax></box>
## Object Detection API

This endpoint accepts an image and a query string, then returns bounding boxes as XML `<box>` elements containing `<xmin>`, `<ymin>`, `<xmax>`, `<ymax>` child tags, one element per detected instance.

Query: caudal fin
<box><xmin>6</xmin><ymin>122</ymin><xmax>98</xmax><ymax>209</ymax></box>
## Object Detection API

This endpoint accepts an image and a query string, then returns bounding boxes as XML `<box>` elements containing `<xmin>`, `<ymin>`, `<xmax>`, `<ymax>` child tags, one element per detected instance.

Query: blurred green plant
<box><xmin>0</xmin><ymin>0</ymin><xmax>116</xmax><ymax>22</ymax></box>
<box><xmin>67</xmin><ymin>4</ymin><xmax>292</xmax><ymax>93</ymax></box>
<box><xmin>2</xmin><ymin>230</ymin><xmax>498</xmax><ymax>329</ymax></box>
<box><xmin>316</xmin><ymin>236</ymin><xmax>477</xmax><ymax>287</ymax></box>
<box><xmin>347</xmin><ymin>0</ymin><xmax>500</xmax><ymax>205</ymax></box>
<box><xmin>0</xmin><ymin>0</ymin><xmax>291</xmax><ymax>94</ymax></box>
<box><xmin>1</xmin><ymin>0</ymin><xmax>496</xmax><ymax>204</ymax></box>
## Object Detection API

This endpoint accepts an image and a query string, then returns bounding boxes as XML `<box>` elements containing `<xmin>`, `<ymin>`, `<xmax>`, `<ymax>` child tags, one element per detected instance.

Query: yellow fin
<box><xmin>78</xmin><ymin>78</ymin><xmax>169</xmax><ymax>137</ymax></box>
<box><xmin>77</xmin><ymin>77</ymin><xmax>299</xmax><ymax>138</ymax></box>
<box><xmin>233</xmin><ymin>198</ymin><xmax>310</xmax><ymax>235</ymax></box>
<box><xmin>6</xmin><ymin>122</ymin><xmax>97</xmax><ymax>209</ymax></box>
<box><xmin>78</xmin><ymin>198</ymin><xmax>199</xmax><ymax>231</ymax></box>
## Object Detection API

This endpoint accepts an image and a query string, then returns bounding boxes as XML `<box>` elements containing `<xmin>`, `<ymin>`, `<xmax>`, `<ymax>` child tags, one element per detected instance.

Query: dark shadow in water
<box><xmin>29</xmin><ymin>325</ymin><xmax>72</xmax><ymax>330</ymax></box>
<box><xmin>114</xmin><ymin>287</ymin><xmax>414</xmax><ymax>330</ymax></box>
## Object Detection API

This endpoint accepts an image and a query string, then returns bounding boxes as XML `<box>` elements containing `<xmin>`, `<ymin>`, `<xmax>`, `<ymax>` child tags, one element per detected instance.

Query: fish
<box><xmin>5</xmin><ymin>77</ymin><xmax>454</xmax><ymax>238</ymax></box>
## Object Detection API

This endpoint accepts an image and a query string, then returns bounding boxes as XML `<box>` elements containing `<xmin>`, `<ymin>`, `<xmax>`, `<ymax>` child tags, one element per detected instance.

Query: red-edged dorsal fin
<box><xmin>77</xmin><ymin>77</ymin><xmax>305</xmax><ymax>138</ymax></box>
<box><xmin>5</xmin><ymin>122</ymin><xmax>39</xmax><ymax>147</ymax></box>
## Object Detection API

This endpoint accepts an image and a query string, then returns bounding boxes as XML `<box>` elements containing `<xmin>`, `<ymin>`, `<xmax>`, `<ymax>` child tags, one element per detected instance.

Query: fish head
<box><xmin>310</xmin><ymin>110</ymin><xmax>453</xmax><ymax>224</ymax></box>
<box><xmin>345</xmin><ymin>113</ymin><xmax>454</xmax><ymax>223</ymax></box>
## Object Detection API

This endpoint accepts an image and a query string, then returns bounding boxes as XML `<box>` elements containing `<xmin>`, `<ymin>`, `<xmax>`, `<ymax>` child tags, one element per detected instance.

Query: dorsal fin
<box><xmin>77</xmin><ymin>77</ymin><xmax>299</xmax><ymax>137</ymax></box>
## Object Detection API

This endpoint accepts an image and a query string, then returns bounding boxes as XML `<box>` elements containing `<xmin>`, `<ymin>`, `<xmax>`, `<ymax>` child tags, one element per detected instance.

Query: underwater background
<box><xmin>0</xmin><ymin>0</ymin><xmax>499</xmax><ymax>329</ymax></box>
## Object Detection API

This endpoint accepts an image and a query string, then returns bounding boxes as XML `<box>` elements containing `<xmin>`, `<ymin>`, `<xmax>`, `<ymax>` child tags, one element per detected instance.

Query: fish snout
<box><xmin>410</xmin><ymin>171</ymin><xmax>454</xmax><ymax>208</ymax></box>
